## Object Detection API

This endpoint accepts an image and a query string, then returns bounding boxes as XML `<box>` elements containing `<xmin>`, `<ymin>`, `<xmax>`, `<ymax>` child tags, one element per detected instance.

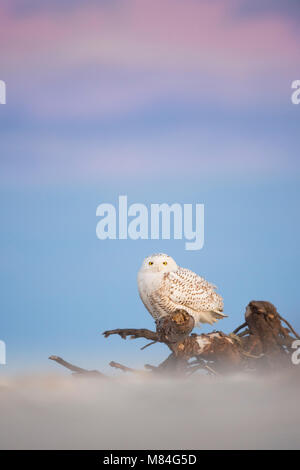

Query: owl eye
<box><xmin>148</xmin><ymin>261</ymin><xmax>154</xmax><ymax>265</ymax></box>
<box><xmin>162</xmin><ymin>261</ymin><xmax>168</xmax><ymax>265</ymax></box>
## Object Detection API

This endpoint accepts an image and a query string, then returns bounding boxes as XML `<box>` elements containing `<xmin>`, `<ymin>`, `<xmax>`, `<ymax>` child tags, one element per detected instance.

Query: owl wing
<box><xmin>163</xmin><ymin>267</ymin><xmax>225</xmax><ymax>324</ymax></box>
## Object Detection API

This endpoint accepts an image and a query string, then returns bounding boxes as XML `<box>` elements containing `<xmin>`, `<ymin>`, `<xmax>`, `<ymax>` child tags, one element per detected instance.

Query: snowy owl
<box><xmin>137</xmin><ymin>253</ymin><xmax>226</xmax><ymax>327</ymax></box>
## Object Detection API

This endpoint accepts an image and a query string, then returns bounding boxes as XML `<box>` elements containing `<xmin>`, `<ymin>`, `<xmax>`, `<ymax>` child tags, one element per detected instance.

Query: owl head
<box><xmin>140</xmin><ymin>253</ymin><xmax>178</xmax><ymax>273</ymax></box>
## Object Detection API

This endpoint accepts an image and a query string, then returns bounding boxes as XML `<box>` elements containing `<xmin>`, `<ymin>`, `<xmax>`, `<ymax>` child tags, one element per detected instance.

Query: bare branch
<box><xmin>140</xmin><ymin>341</ymin><xmax>157</xmax><ymax>350</ymax></box>
<box><xmin>109</xmin><ymin>361</ymin><xmax>142</xmax><ymax>374</ymax></box>
<box><xmin>237</xmin><ymin>329</ymin><xmax>250</xmax><ymax>338</ymax></box>
<box><xmin>187</xmin><ymin>360</ymin><xmax>220</xmax><ymax>376</ymax></box>
<box><xmin>232</xmin><ymin>322</ymin><xmax>247</xmax><ymax>335</ymax></box>
<box><xmin>278</xmin><ymin>314</ymin><xmax>300</xmax><ymax>340</ymax></box>
<box><xmin>49</xmin><ymin>356</ymin><xmax>106</xmax><ymax>377</ymax></box>
<box><xmin>103</xmin><ymin>328</ymin><xmax>158</xmax><ymax>342</ymax></box>
<box><xmin>144</xmin><ymin>364</ymin><xmax>158</xmax><ymax>371</ymax></box>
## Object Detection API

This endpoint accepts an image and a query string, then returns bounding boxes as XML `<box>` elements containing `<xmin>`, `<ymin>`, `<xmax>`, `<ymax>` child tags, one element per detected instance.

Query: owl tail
<box><xmin>195</xmin><ymin>310</ymin><xmax>227</xmax><ymax>326</ymax></box>
<box><xmin>212</xmin><ymin>310</ymin><xmax>228</xmax><ymax>319</ymax></box>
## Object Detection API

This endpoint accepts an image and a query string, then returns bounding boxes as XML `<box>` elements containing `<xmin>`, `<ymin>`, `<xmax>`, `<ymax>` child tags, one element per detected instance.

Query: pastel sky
<box><xmin>1</xmin><ymin>0</ymin><xmax>300</xmax><ymax>184</ymax></box>
<box><xmin>0</xmin><ymin>0</ymin><xmax>299</xmax><ymax>373</ymax></box>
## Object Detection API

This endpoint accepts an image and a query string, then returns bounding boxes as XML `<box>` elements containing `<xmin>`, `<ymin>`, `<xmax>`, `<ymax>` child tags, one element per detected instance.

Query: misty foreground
<box><xmin>0</xmin><ymin>372</ymin><xmax>299</xmax><ymax>450</ymax></box>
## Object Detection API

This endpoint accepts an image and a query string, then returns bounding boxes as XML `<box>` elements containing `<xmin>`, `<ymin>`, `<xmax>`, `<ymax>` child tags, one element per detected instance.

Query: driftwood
<box><xmin>49</xmin><ymin>300</ymin><xmax>300</xmax><ymax>377</ymax></box>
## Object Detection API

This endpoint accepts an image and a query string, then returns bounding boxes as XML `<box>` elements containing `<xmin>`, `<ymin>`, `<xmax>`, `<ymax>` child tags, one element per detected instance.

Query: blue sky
<box><xmin>0</xmin><ymin>0</ymin><xmax>299</xmax><ymax>374</ymax></box>
<box><xmin>1</xmin><ymin>177</ymin><xmax>299</xmax><ymax>373</ymax></box>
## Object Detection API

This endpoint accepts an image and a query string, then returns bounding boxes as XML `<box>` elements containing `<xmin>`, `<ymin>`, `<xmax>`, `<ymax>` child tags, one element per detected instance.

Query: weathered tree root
<box><xmin>49</xmin><ymin>301</ymin><xmax>300</xmax><ymax>377</ymax></box>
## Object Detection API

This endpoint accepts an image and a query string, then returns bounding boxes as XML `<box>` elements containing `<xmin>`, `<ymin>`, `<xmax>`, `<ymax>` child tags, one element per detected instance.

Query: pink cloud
<box><xmin>0</xmin><ymin>0</ymin><xmax>299</xmax><ymax>118</ymax></box>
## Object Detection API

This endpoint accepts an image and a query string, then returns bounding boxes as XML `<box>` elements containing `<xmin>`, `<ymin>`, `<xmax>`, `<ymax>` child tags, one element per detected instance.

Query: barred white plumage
<box><xmin>137</xmin><ymin>253</ymin><xmax>226</xmax><ymax>327</ymax></box>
